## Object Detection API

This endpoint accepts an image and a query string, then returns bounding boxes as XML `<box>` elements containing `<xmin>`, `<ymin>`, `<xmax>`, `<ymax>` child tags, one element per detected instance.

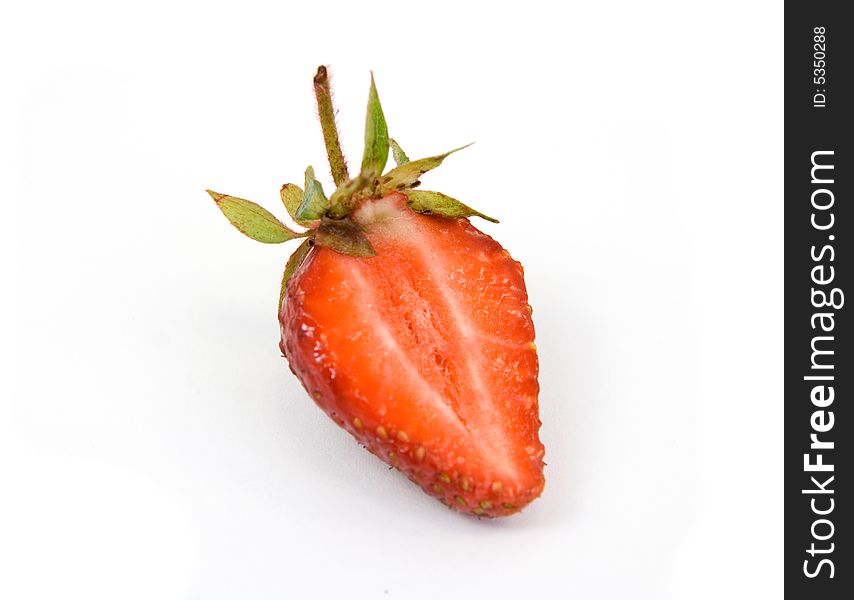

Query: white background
<box><xmin>2</xmin><ymin>1</ymin><xmax>783</xmax><ymax>598</ymax></box>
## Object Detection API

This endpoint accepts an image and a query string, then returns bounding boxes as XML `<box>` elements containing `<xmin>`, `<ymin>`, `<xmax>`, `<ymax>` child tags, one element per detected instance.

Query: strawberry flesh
<box><xmin>280</xmin><ymin>193</ymin><xmax>544</xmax><ymax>516</ymax></box>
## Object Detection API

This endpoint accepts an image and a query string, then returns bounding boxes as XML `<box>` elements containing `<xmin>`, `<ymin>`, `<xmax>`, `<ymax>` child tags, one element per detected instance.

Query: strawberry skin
<box><xmin>280</xmin><ymin>193</ymin><xmax>544</xmax><ymax>517</ymax></box>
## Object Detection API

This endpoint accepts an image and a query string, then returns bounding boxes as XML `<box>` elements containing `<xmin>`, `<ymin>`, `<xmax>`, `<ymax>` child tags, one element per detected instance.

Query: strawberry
<box><xmin>208</xmin><ymin>66</ymin><xmax>544</xmax><ymax>517</ymax></box>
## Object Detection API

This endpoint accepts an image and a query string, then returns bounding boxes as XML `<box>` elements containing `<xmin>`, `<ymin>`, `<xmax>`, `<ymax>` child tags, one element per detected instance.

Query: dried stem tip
<box><xmin>314</xmin><ymin>66</ymin><xmax>349</xmax><ymax>186</ymax></box>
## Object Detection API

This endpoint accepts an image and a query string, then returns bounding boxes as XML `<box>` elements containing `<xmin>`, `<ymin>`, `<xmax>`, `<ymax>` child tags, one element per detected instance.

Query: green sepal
<box><xmin>207</xmin><ymin>190</ymin><xmax>306</xmax><ymax>244</ymax></box>
<box><xmin>389</xmin><ymin>139</ymin><xmax>410</xmax><ymax>166</ymax></box>
<box><xmin>280</xmin><ymin>183</ymin><xmax>315</xmax><ymax>227</ymax></box>
<box><xmin>327</xmin><ymin>168</ymin><xmax>376</xmax><ymax>219</ymax></box>
<box><xmin>360</xmin><ymin>74</ymin><xmax>389</xmax><ymax>178</ymax></box>
<box><xmin>405</xmin><ymin>190</ymin><xmax>498</xmax><ymax>223</ymax></box>
<box><xmin>279</xmin><ymin>237</ymin><xmax>314</xmax><ymax>313</ymax></box>
<box><xmin>314</xmin><ymin>217</ymin><xmax>376</xmax><ymax>257</ymax></box>
<box><xmin>379</xmin><ymin>143</ymin><xmax>473</xmax><ymax>193</ymax></box>
<box><xmin>296</xmin><ymin>166</ymin><xmax>329</xmax><ymax>221</ymax></box>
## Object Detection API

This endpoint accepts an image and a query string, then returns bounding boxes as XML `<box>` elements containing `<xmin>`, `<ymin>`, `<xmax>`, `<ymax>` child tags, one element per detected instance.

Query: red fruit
<box><xmin>209</xmin><ymin>66</ymin><xmax>544</xmax><ymax>517</ymax></box>
<box><xmin>281</xmin><ymin>193</ymin><xmax>544</xmax><ymax>516</ymax></box>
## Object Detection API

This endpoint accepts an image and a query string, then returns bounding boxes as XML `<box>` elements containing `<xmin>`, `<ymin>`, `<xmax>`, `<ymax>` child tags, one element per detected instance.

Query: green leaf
<box><xmin>207</xmin><ymin>190</ymin><xmax>305</xmax><ymax>243</ymax></box>
<box><xmin>360</xmin><ymin>74</ymin><xmax>389</xmax><ymax>177</ymax></box>
<box><xmin>280</xmin><ymin>183</ymin><xmax>314</xmax><ymax>227</ymax></box>
<box><xmin>379</xmin><ymin>143</ymin><xmax>473</xmax><ymax>192</ymax></box>
<box><xmin>279</xmin><ymin>237</ymin><xmax>314</xmax><ymax>313</ymax></box>
<box><xmin>389</xmin><ymin>138</ymin><xmax>409</xmax><ymax>166</ymax></box>
<box><xmin>296</xmin><ymin>166</ymin><xmax>329</xmax><ymax>221</ymax></box>
<box><xmin>405</xmin><ymin>190</ymin><xmax>498</xmax><ymax>223</ymax></box>
<box><xmin>314</xmin><ymin>217</ymin><xmax>376</xmax><ymax>257</ymax></box>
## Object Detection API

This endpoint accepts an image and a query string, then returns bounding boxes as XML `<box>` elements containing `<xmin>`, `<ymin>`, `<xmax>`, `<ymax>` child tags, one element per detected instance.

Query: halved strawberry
<box><xmin>209</xmin><ymin>66</ymin><xmax>544</xmax><ymax>517</ymax></box>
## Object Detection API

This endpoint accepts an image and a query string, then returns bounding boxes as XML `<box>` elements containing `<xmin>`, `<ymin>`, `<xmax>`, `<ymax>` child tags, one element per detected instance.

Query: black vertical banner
<box><xmin>785</xmin><ymin>2</ymin><xmax>852</xmax><ymax>597</ymax></box>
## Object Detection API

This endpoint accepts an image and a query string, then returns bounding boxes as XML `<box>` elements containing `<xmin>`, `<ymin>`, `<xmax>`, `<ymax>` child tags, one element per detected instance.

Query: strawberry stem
<box><xmin>313</xmin><ymin>66</ymin><xmax>349</xmax><ymax>186</ymax></box>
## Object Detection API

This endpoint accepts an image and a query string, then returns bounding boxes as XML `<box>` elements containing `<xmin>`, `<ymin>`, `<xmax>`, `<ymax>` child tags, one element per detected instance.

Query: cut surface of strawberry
<box><xmin>281</xmin><ymin>193</ymin><xmax>543</xmax><ymax>516</ymax></box>
<box><xmin>209</xmin><ymin>67</ymin><xmax>545</xmax><ymax>517</ymax></box>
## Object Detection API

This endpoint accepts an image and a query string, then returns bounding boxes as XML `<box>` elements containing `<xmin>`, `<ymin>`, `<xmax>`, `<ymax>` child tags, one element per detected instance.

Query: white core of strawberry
<box><xmin>346</xmin><ymin>266</ymin><xmax>468</xmax><ymax>433</ymax></box>
<box><xmin>352</xmin><ymin>194</ymin><xmax>404</xmax><ymax>227</ymax></box>
<box><xmin>353</xmin><ymin>196</ymin><xmax>519</xmax><ymax>483</ymax></box>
